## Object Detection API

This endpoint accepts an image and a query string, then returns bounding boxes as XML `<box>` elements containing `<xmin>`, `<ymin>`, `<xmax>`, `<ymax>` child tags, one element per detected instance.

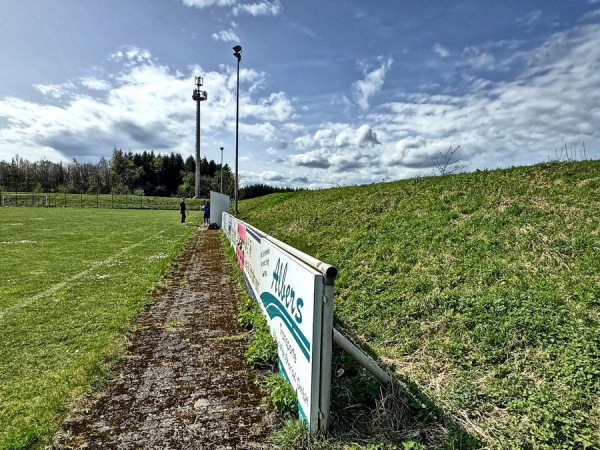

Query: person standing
<box><xmin>203</xmin><ymin>202</ymin><xmax>210</xmax><ymax>227</ymax></box>
<box><xmin>180</xmin><ymin>197</ymin><xmax>188</xmax><ymax>224</ymax></box>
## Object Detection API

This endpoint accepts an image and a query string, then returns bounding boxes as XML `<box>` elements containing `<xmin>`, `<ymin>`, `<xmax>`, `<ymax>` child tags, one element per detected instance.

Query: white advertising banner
<box><xmin>222</xmin><ymin>213</ymin><xmax>324</xmax><ymax>431</ymax></box>
<box><xmin>261</xmin><ymin>241</ymin><xmax>323</xmax><ymax>428</ymax></box>
<box><xmin>223</xmin><ymin>213</ymin><xmax>236</xmax><ymax>247</ymax></box>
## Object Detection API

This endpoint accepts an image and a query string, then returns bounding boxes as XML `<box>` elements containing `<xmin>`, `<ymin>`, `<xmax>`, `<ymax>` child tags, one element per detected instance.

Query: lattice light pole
<box><xmin>192</xmin><ymin>76</ymin><xmax>207</xmax><ymax>199</ymax></box>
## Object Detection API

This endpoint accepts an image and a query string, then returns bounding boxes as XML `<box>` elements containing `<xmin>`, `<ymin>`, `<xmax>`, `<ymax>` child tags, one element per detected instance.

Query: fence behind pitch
<box><xmin>0</xmin><ymin>191</ymin><xmax>207</xmax><ymax>210</ymax></box>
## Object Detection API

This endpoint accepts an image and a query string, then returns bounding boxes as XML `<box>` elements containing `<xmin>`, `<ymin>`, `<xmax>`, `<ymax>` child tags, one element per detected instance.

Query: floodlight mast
<box><xmin>192</xmin><ymin>76</ymin><xmax>207</xmax><ymax>199</ymax></box>
<box><xmin>220</xmin><ymin>146</ymin><xmax>224</xmax><ymax>193</ymax></box>
<box><xmin>233</xmin><ymin>45</ymin><xmax>241</xmax><ymax>214</ymax></box>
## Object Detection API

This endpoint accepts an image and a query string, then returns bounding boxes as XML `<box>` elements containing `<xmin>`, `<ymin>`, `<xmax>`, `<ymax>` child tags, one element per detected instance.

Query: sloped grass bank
<box><xmin>0</xmin><ymin>208</ymin><xmax>196</xmax><ymax>449</ymax></box>
<box><xmin>238</xmin><ymin>161</ymin><xmax>600</xmax><ymax>449</ymax></box>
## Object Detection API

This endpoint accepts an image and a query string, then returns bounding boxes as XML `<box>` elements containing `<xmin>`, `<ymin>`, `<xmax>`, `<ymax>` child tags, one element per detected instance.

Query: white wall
<box><xmin>209</xmin><ymin>191</ymin><xmax>230</xmax><ymax>227</ymax></box>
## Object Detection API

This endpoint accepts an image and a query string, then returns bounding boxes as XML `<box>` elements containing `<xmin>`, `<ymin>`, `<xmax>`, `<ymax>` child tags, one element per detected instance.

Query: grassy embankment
<box><xmin>238</xmin><ymin>160</ymin><xmax>600</xmax><ymax>449</ymax></box>
<box><xmin>0</xmin><ymin>208</ymin><xmax>196</xmax><ymax>449</ymax></box>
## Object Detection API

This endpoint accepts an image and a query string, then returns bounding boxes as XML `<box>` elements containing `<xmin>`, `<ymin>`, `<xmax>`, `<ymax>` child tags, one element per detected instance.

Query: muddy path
<box><xmin>56</xmin><ymin>229</ymin><xmax>277</xmax><ymax>449</ymax></box>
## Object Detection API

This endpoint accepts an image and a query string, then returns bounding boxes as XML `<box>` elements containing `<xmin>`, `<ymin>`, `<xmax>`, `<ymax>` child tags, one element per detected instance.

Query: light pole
<box><xmin>233</xmin><ymin>45</ymin><xmax>241</xmax><ymax>214</ymax></box>
<box><xmin>220</xmin><ymin>146</ymin><xmax>224</xmax><ymax>193</ymax></box>
<box><xmin>192</xmin><ymin>76</ymin><xmax>207</xmax><ymax>199</ymax></box>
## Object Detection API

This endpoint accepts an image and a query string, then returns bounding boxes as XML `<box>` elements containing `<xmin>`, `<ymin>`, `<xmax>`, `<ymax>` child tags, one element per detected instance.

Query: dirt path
<box><xmin>57</xmin><ymin>229</ymin><xmax>276</xmax><ymax>449</ymax></box>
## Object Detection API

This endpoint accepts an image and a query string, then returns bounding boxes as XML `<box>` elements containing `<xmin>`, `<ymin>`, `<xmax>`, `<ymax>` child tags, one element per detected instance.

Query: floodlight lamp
<box><xmin>233</xmin><ymin>45</ymin><xmax>242</xmax><ymax>60</ymax></box>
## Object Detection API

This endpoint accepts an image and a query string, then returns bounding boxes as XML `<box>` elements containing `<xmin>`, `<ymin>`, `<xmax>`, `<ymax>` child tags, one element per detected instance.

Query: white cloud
<box><xmin>212</xmin><ymin>29</ymin><xmax>240</xmax><ymax>42</ymax></box>
<box><xmin>3</xmin><ymin>14</ymin><xmax>600</xmax><ymax>189</ymax></box>
<box><xmin>381</xmin><ymin>137</ymin><xmax>443</xmax><ymax>169</ymax></box>
<box><xmin>334</xmin><ymin>125</ymin><xmax>381</xmax><ymax>148</ymax></box>
<box><xmin>240</xmin><ymin>121</ymin><xmax>277</xmax><ymax>141</ymax></box>
<box><xmin>233</xmin><ymin>0</ymin><xmax>282</xmax><ymax>16</ymax></box>
<box><xmin>374</xmin><ymin>23</ymin><xmax>600</xmax><ymax>171</ymax></box>
<box><xmin>288</xmin><ymin>144</ymin><xmax>382</xmax><ymax>176</ymax></box>
<box><xmin>181</xmin><ymin>0</ymin><xmax>235</xmax><ymax>8</ymax></box>
<box><xmin>516</xmin><ymin>10</ymin><xmax>543</xmax><ymax>28</ymax></box>
<box><xmin>580</xmin><ymin>9</ymin><xmax>600</xmax><ymax>21</ymax></box>
<box><xmin>294</xmin><ymin>124</ymin><xmax>380</xmax><ymax>151</ymax></box>
<box><xmin>109</xmin><ymin>47</ymin><xmax>154</xmax><ymax>67</ymax></box>
<box><xmin>289</xmin><ymin>148</ymin><xmax>331</xmax><ymax>169</ymax></box>
<box><xmin>244</xmin><ymin>92</ymin><xmax>295</xmax><ymax>121</ymax></box>
<box><xmin>180</xmin><ymin>0</ymin><xmax>281</xmax><ymax>17</ymax></box>
<box><xmin>352</xmin><ymin>57</ymin><xmax>393</xmax><ymax>110</ymax></box>
<box><xmin>285</xmin><ymin>122</ymin><xmax>387</xmax><ymax>179</ymax></box>
<box><xmin>34</xmin><ymin>81</ymin><xmax>76</xmax><ymax>99</ymax></box>
<box><xmin>433</xmin><ymin>43</ymin><xmax>450</xmax><ymax>58</ymax></box>
<box><xmin>0</xmin><ymin>48</ymin><xmax>300</xmax><ymax>164</ymax></box>
<box><xmin>461</xmin><ymin>46</ymin><xmax>496</xmax><ymax>70</ymax></box>
<box><xmin>259</xmin><ymin>170</ymin><xmax>285</xmax><ymax>181</ymax></box>
<box><xmin>80</xmin><ymin>77</ymin><xmax>111</xmax><ymax>91</ymax></box>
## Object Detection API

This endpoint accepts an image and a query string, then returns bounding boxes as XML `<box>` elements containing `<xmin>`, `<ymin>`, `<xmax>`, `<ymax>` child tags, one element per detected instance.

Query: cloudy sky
<box><xmin>1</xmin><ymin>0</ymin><xmax>599</xmax><ymax>188</ymax></box>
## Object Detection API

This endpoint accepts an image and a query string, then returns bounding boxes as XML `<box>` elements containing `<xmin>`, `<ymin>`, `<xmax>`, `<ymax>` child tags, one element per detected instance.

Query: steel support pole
<box><xmin>318</xmin><ymin>275</ymin><xmax>335</xmax><ymax>435</ymax></box>
<box><xmin>332</xmin><ymin>328</ymin><xmax>392</xmax><ymax>386</ymax></box>
<box><xmin>193</xmin><ymin>77</ymin><xmax>206</xmax><ymax>199</ymax></box>
<box><xmin>220</xmin><ymin>147</ymin><xmax>224</xmax><ymax>193</ymax></box>
<box><xmin>234</xmin><ymin>56</ymin><xmax>240</xmax><ymax>214</ymax></box>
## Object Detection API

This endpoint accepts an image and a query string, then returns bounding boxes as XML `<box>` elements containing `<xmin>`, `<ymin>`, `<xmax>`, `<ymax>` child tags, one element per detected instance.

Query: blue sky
<box><xmin>1</xmin><ymin>0</ymin><xmax>599</xmax><ymax>188</ymax></box>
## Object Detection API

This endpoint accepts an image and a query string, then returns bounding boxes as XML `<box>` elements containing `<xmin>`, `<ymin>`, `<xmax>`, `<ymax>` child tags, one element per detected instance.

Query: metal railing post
<box><xmin>318</xmin><ymin>274</ymin><xmax>335</xmax><ymax>434</ymax></box>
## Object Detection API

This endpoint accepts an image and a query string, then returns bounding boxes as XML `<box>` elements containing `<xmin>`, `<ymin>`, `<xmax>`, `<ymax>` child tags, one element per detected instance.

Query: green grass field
<box><xmin>0</xmin><ymin>208</ymin><xmax>197</xmax><ymax>449</ymax></box>
<box><xmin>239</xmin><ymin>160</ymin><xmax>600</xmax><ymax>449</ymax></box>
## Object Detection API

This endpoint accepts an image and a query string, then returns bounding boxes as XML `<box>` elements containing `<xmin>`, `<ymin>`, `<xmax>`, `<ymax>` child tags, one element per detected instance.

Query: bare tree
<box><xmin>432</xmin><ymin>145</ymin><xmax>470</xmax><ymax>175</ymax></box>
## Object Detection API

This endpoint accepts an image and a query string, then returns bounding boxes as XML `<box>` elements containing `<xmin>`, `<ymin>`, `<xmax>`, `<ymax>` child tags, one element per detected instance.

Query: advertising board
<box><xmin>222</xmin><ymin>213</ymin><xmax>324</xmax><ymax>431</ymax></box>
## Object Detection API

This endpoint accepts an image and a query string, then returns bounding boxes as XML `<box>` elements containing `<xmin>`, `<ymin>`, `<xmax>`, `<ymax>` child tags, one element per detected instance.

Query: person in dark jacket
<box><xmin>203</xmin><ymin>202</ymin><xmax>210</xmax><ymax>227</ymax></box>
<box><xmin>180</xmin><ymin>198</ymin><xmax>188</xmax><ymax>224</ymax></box>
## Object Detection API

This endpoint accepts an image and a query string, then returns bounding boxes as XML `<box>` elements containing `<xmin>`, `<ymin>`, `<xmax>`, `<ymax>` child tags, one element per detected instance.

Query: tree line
<box><xmin>0</xmin><ymin>148</ymin><xmax>235</xmax><ymax>199</ymax></box>
<box><xmin>238</xmin><ymin>183</ymin><xmax>302</xmax><ymax>199</ymax></box>
<box><xmin>0</xmin><ymin>148</ymin><xmax>304</xmax><ymax>200</ymax></box>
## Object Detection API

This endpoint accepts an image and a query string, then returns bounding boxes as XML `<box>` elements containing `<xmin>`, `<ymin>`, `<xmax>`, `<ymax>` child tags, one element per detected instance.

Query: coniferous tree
<box><xmin>0</xmin><ymin>150</ymin><xmax>274</xmax><ymax>199</ymax></box>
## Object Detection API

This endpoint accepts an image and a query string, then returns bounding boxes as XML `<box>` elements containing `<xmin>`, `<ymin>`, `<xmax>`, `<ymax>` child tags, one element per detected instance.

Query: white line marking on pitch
<box><xmin>0</xmin><ymin>229</ymin><xmax>174</xmax><ymax>321</ymax></box>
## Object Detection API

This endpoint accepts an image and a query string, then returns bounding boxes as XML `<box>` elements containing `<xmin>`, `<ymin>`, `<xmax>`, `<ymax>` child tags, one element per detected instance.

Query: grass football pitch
<box><xmin>0</xmin><ymin>207</ymin><xmax>197</xmax><ymax>449</ymax></box>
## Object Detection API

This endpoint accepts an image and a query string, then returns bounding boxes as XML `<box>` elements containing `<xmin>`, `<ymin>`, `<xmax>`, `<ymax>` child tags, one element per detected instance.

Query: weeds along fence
<box><xmin>0</xmin><ymin>191</ymin><xmax>208</xmax><ymax>210</ymax></box>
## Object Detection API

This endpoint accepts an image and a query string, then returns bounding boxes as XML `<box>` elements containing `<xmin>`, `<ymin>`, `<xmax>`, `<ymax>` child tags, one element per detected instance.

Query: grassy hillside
<box><xmin>238</xmin><ymin>160</ymin><xmax>600</xmax><ymax>449</ymax></box>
